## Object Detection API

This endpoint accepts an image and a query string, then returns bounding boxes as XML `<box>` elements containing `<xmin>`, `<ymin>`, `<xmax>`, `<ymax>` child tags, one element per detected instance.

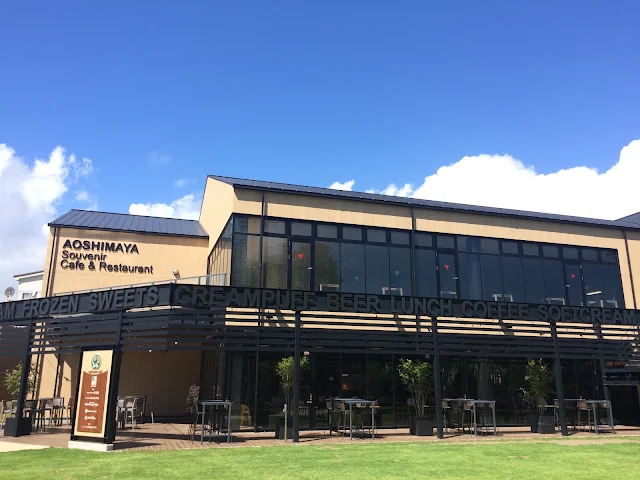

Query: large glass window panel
<box><xmin>291</xmin><ymin>241</ymin><xmax>311</xmax><ymax>290</ymax></box>
<box><xmin>343</xmin><ymin>227</ymin><xmax>362</xmax><ymax>241</ymax></box>
<box><xmin>458</xmin><ymin>236</ymin><xmax>480</xmax><ymax>252</ymax></box>
<box><xmin>562</xmin><ymin>247</ymin><xmax>579</xmax><ymax>260</ymax></box>
<box><xmin>415</xmin><ymin>233</ymin><xmax>433</xmax><ymax>248</ymax></box>
<box><xmin>522</xmin><ymin>258</ymin><xmax>545</xmax><ymax>304</ymax></box>
<box><xmin>262</xmin><ymin>237</ymin><xmax>288</xmax><ymax>288</ymax></box>
<box><xmin>438</xmin><ymin>253</ymin><xmax>458</xmax><ymax>298</ymax></box>
<box><xmin>601</xmin><ymin>264</ymin><xmax>624</xmax><ymax>308</ymax></box>
<box><xmin>317</xmin><ymin>225</ymin><xmax>338</xmax><ymax>238</ymax></box>
<box><xmin>415</xmin><ymin>249</ymin><xmax>437</xmax><ymax>297</ymax></box>
<box><xmin>501</xmin><ymin>256</ymin><xmax>525</xmax><ymax>302</ymax></box>
<box><xmin>437</xmin><ymin>236</ymin><xmax>455</xmax><ymax>250</ymax></box>
<box><xmin>565</xmin><ymin>263</ymin><xmax>583</xmax><ymax>306</ymax></box>
<box><xmin>481</xmin><ymin>254</ymin><xmax>503</xmax><ymax>301</ymax></box>
<box><xmin>366</xmin><ymin>245</ymin><xmax>390</xmax><ymax>294</ymax></box>
<box><xmin>459</xmin><ymin>253</ymin><xmax>483</xmax><ymax>300</ymax></box>
<box><xmin>264</xmin><ymin>220</ymin><xmax>285</xmax><ymax>235</ymax></box>
<box><xmin>543</xmin><ymin>259</ymin><xmax>566</xmax><ymax>305</ymax></box>
<box><xmin>367</xmin><ymin>229</ymin><xmax>387</xmax><ymax>243</ymax></box>
<box><xmin>522</xmin><ymin>243</ymin><xmax>540</xmax><ymax>257</ymax></box>
<box><xmin>600</xmin><ymin>249</ymin><xmax>618</xmax><ymax>264</ymax></box>
<box><xmin>582</xmin><ymin>248</ymin><xmax>598</xmax><ymax>262</ymax></box>
<box><xmin>542</xmin><ymin>245</ymin><xmax>559</xmax><ymax>258</ymax></box>
<box><xmin>291</xmin><ymin>222</ymin><xmax>312</xmax><ymax>236</ymax></box>
<box><xmin>341</xmin><ymin>243</ymin><xmax>366</xmax><ymax>293</ymax></box>
<box><xmin>389</xmin><ymin>247</ymin><xmax>411</xmax><ymax>296</ymax></box>
<box><xmin>583</xmin><ymin>263</ymin><xmax>604</xmax><ymax>307</ymax></box>
<box><xmin>234</xmin><ymin>216</ymin><xmax>260</xmax><ymax>234</ymax></box>
<box><xmin>480</xmin><ymin>239</ymin><xmax>500</xmax><ymax>254</ymax></box>
<box><xmin>390</xmin><ymin>231</ymin><xmax>410</xmax><ymax>245</ymax></box>
<box><xmin>231</xmin><ymin>235</ymin><xmax>260</xmax><ymax>287</ymax></box>
<box><xmin>315</xmin><ymin>241</ymin><xmax>340</xmax><ymax>291</ymax></box>
<box><xmin>501</xmin><ymin>241</ymin><xmax>519</xmax><ymax>255</ymax></box>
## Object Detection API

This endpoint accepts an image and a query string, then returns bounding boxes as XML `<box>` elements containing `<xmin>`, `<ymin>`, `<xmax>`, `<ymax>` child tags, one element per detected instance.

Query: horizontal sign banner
<box><xmin>1</xmin><ymin>282</ymin><xmax>637</xmax><ymax>326</ymax></box>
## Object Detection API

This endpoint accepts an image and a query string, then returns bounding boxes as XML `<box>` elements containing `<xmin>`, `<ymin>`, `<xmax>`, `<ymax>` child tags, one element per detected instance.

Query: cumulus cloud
<box><xmin>75</xmin><ymin>190</ymin><xmax>98</xmax><ymax>210</ymax></box>
<box><xmin>332</xmin><ymin>139</ymin><xmax>640</xmax><ymax>220</ymax></box>
<box><xmin>146</xmin><ymin>150</ymin><xmax>171</xmax><ymax>166</ymax></box>
<box><xmin>329</xmin><ymin>179</ymin><xmax>355</xmax><ymax>191</ymax></box>
<box><xmin>129</xmin><ymin>194</ymin><xmax>201</xmax><ymax>220</ymax></box>
<box><xmin>173</xmin><ymin>178</ymin><xmax>190</xmax><ymax>188</ymax></box>
<box><xmin>0</xmin><ymin>144</ymin><xmax>94</xmax><ymax>296</ymax></box>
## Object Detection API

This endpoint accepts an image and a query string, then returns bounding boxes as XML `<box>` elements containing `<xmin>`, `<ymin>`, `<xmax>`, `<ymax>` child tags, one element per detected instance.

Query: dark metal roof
<box><xmin>209</xmin><ymin>175</ymin><xmax>640</xmax><ymax>231</ymax></box>
<box><xmin>618</xmin><ymin>212</ymin><xmax>640</xmax><ymax>226</ymax></box>
<box><xmin>49</xmin><ymin>210</ymin><xmax>208</xmax><ymax>238</ymax></box>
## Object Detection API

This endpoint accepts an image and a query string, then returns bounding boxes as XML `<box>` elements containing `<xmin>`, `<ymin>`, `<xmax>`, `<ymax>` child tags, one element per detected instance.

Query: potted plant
<box><xmin>275</xmin><ymin>355</ymin><xmax>309</xmax><ymax>439</ymax></box>
<box><xmin>398</xmin><ymin>358</ymin><xmax>434</xmax><ymax>436</ymax></box>
<box><xmin>3</xmin><ymin>362</ymin><xmax>35</xmax><ymax>437</ymax></box>
<box><xmin>521</xmin><ymin>358</ymin><xmax>555</xmax><ymax>434</ymax></box>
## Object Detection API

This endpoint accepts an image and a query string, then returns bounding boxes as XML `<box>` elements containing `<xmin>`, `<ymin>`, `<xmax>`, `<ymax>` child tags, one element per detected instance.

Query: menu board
<box><xmin>73</xmin><ymin>349</ymin><xmax>113</xmax><ymax>438</ymax></box>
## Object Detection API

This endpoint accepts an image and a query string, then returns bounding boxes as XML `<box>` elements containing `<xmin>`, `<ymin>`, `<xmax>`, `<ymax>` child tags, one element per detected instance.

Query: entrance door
<box><xmin>291</xmin><ymin>241</ymin><xmax>312</xmax><ymax>290</ymax></box>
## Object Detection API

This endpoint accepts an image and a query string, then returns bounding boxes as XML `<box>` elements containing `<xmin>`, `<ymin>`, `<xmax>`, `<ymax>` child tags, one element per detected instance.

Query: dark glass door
<box><xmin>565</xmin><ymin>263</ymin><xmax>583</xmax><ymax>306</ymax></box>
<box><xmin>291</xmin><ymin>241</ymin><xmax>312</xmax><ymax>290</ymax></box>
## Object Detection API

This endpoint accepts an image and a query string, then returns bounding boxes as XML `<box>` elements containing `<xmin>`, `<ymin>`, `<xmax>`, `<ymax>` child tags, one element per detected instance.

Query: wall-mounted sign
<box><xmin>59</xmin><ymin>238</ymin><xmax>154</xmax><ymax>274</ymax></box>
<box><xmin>73</xmin><ymin>349</ymin><xmax>114</xmax><ymax>439</ymax></box>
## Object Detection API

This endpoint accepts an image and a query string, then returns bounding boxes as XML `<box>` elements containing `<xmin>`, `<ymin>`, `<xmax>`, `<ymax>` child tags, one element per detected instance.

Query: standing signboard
<box><xmin>70</xmin><ymin>349</ymin><xmax>114</xmax><ymax>446</ymax></box>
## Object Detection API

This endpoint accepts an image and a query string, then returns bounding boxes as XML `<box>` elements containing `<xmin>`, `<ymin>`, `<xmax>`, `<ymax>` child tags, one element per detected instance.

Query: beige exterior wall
<box><xmin>36</xmin><ymin>353</ymin><xmax>80</xmax><ymax>401</ymax></box>
<box><xmin>624</xmin><ymin>231</ymin><xmax>640</xmax><ymax>309</ymax></box>
<box><xmin>44</xmin><ymin>228</ymin><xmax>208</xmax><ymax>295</ymax></box>
<box><xmin>118</xmin><ymin>350</ymin><xmax>201</xmax><ymax>417</ymax></box>
<box><xmin>200</xmin><ymin>177</ymin><xmax>236</xmax><ymax>251</ymax></box>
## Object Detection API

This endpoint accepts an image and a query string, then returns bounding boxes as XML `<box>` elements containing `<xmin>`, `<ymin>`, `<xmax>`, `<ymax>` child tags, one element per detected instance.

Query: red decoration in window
<box><xmin>297</xmin><ymin>253</ymin><xmax>304</xmax><ymax>260</ymax></box>
<box><xmin>444</xmin><ymin>264</ymin><xmax>450</xmax><ymax>270</ymax></box>
<box><xmin>571</xmin><ymin>274</ymin><xmax>576</xmax><ymax>279</ymax></box>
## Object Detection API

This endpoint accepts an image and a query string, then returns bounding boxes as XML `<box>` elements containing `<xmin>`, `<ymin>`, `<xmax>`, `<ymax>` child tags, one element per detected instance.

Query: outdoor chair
<box><xmin>595</xmin><ymin>401</ymin><xmax>614</xmax><ymax>433</ymax></box>
<box><xmin>240</xmin><ymin>404</ymin><xmax>252</xmax><ymax>427</ymax></box>
<box><xmin>23</xmin><ymin>399</ymin><xmax>37</xmax><ymax>424</ymax></box>
<box><xmin>325</xmin><ymin>399</ymin><xmax>336</xmax><ymax>434</ymax></box>
<box><xmin>148</xmin><ymin>396</ymin><xmax>155</xmax><ymax>424</ymax></box>
<box><xmin>0</xmin><ymin>400</ymin><xmax>16</xmax><ymax>428</ymax></box>
<box><xmin>337</xmin><ymin>401</ymin><xmax>351</xmax><ymax>436</ymax></box>
<box><xmin>52</xmin><ymin>397</ymin><xmax>65</xmax><ymax>426</ymax></box>
<box><xmin>64</xmin><ymin>397</ymin><xmax>75</xmax><ymax>425</ymax></box>
<box><xmin>125</xmin><ymin>396</ymin><xmax>144</xmax><ymax>428</ymax></box>
<box><xmin>576</xmin><ymin>400</ymin><xmax>592</xmax><ymax>432</ymax></box>
<box><xmin>34</xmin><ymin>398</ymin><xmax>49</xmax><ymax>432</ymax></box>
<box><xmin>461</xmin><ymin>400</ymin><xmax>474</xmax><ymax>434</ymax></box>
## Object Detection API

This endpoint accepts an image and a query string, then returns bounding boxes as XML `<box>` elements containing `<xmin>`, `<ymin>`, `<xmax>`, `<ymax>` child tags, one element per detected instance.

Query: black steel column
<box><xmin>551</xmin><ymin>321</ymin><xmax>568</xmax><ymax>436</ymax></box>
<box><xmin>431</xmin><ymin>316</ymin><xmax>444</xmax><ymax>439</ymax></box>
<box><xmin>253</xmin><ymin>321</ymin><xmax>261</xmax><ymax>432</ymax></box>
<box><xmin>11</xmin><ymin>319</ymin><xmax>34</xmax><ymax>437</ymax></box>
<box><xmin>292</xmin><ymin>311</ymin><xmax>301</xmax><ymax>442</ymax></box>
<box><xmin>106</xmin><ymin>311</ymin><xmax>124</xmax><ymax>443</ymax></box>
<box><xmin>595</xmin><ymin>324</ymin><xmax>611</xmax><ymax>401</ymax></box>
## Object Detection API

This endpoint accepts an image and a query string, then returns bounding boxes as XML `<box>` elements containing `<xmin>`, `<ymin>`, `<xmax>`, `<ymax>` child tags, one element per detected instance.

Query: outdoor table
<box><xmin>334</xmin><ymin>398</ymin><xmax>376</xmax><ymax>440</ymax></box>
<box><xmin>443</xmin><ymin>398</ymin><xmax>496</xmax><ymax>437</ymax></box>
<box><xmin>562</xmin><ymin>399</ymin><xmax>614</xmax><ymax>434</ymax></box>
<box><xmin>199</xmin><ymin>400</ymin><xmax>232</xmax><ymax>444</ymax></box>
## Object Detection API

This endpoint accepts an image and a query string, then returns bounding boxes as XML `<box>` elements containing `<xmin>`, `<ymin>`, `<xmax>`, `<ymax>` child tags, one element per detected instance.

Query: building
<box><xmin>13</xmin><ymin>271</ymin><xmax>43</xmax><ymax>300</ymax></box>
<box><xmin>4</xmin><ymin>175</ymin><xmax>640</xmax><ymax>439</ymax></box>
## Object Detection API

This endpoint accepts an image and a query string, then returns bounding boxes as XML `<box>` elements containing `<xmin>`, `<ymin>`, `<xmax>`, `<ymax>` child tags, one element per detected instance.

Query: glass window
<box><xmin>437</xmin><ymin>235</ymin><xmax>455</xmax><ymax>250</ymax></box>
<box><xmin>234</xmin><ymin>216</ymin><xmax>260</xmax><ymax>234</ymax></box>
<box><xmin>601</xmin><ymin>264</ymin><xmax>624</xmax><ymax>308</ymax></box>
<box><xmin>366</xmin><ymin>245</ymin><xmax>390</xmax><ymax>294</ymax></box>
<box><xmin>343</xmin><ymin>227</ymin><xmax>362</xmax><ymax>241</ymax></box>
<box><xmin>390</xmin><ymin>247</ymin><xmax>411</xmax><ymax>296</ymax></box>
<box><xmin>480</xmin><ymin>239</ymin><xmax>500</xmax><ymax>255</ymax></box>
<box><xmin>291</xmin><ymin>222</ymin><xmax>312</xmax><ymax>236</ymax></box>
<box><xmin>341</xmin><ymin>243</ymin><xmax>365</xmax><ymax>293</ymax></box>
<box><xmin>562</xmin><ymin>247</ymin><xmax>579</xmax><ymax>260</ymax></box>
<box><xmin>501</xmin><ymin>257</ymin><xmax>525</xmax><ymax>302</ymax></box>
<box><xmin>600</xmin><ymin>249</ymin><xmax>618</xmax><ymax>264</ymax></box>
<box><xmin>481</xmin><ymin>255</ymin><xmax>503</xmax><ymax>301</ymax></box>
<box><xmin>317</xmin><ymin>224</ymin><xmax>338</xmax><ymax>239</ymax></box>
<box><xmin>542</xmin><ymin>245</ymin><xmax>559</xmax><ymax>258</ymax></box>
<box><xmin>262</xmin><ymin>237</ymin><xmax>288</xmax><ymax>288</ymax></box>
<box><xmin>415</xmin><ymin>233</ymin><xmax>433</xmax><ymax>248</ymax></box>
<box><xmin>501</xmin><ymin>241</ymin><xmax>519</xmax><ymax>255</ymax></box>
<box><xmin>543</xmin><ymin>259</ymin><xmax>566</xmax><ymax>305</ymax></box>
<box><xmin>522</xmin><ymin>258</ymin><xmax>545</xmax><ymax>304</ymax></box>
<box><xmin>231</xmin><ymin>235</ymin><xmax>260</xmax><ymax>287</ymax></box>
<box><xmin>565</xmin><ymin>263</ymin><xmax>583</xmax><ymax>306</ymax></box>
<box><xmin>582</xmin><ymin>248</ymin><xmax>598</xmax><ymax>262</ymax></box>
<box><xmin>583</xmin><ymin>263</ymin><xmax>604</xmax><ymax>307</ymax></box>
<box><xmin>264</xmin><ymin>220</ymin><xmax>285</xmax><ymax>235</ymax></box>
<box><xmin>415</xmin><ymin>249</ymin><xmax>437</xmax><ymax>297</ymax></box>
<box><xmin>458</xmin><ymin>236</ymin><xmax>480</xmax><ymax>252</ymax></box>
<box><xmin>438</xmin><ymin>253</ymin><xmax>457</xmax><ymax>299</ymax></box>
<box><xmin>522</xmin><ymin>243</ymin><xmax>540</xmax><ymax>257</ymax></box>
<box><xmin>459</xmin><ymin>253</ymin><xmax>483</xmax><ymax>300</ymax></box>
<box><xmin>390</xmin><ymin>231</ymin><xmax>410</xmax><ymax>245</ymax></box>
<box><xmin>315</xmin><ymin>241</ymin><xmax>340</xmax><ymax>291</ymax></box>
<box><xmin>367</xmin><ymin>229</ymin><xmax>387</xmax><ymax>243</ymax></box>
<box><xmin>291</xmin><ymin>242</ymin><xmax>311</xmax><ymax>290</ymax></box>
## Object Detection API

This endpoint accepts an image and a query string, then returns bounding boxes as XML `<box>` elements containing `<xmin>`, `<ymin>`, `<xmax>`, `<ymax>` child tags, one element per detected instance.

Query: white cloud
<box><xmin>129</xmin><ymin>194</ymin><xmax>201</xmax><ymax>220</ymax></box>
<box><xmin>329</xmin><ymin>179</ymin><xmax>355</xmax><ymax>191</ymax></box>
<box><xmin>333</xmin><ymin>139</ymin><xmax>640</xmax><ymax>220</ymax></box>
<box><xmin>0</xmin><ymin>144</ymin><xmax>94</xmax><ymax>297</ymax></box>
<box><xmin>75</xmin><ymin>190</ymin><xmax>98</xmax><ymax>210</ymax></box>
<box><xmin>174</xmin><ymin>178</ymin><xmax>189</xmax><ymax>188</ymax></box>
<box><xmin>147</xmin><ymin>150</ymin><xmax>171</xmax><ymax>166</ymax></box>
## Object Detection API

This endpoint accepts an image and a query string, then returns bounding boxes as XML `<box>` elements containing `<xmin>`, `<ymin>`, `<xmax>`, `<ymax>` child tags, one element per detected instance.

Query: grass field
<box><xmin>0</xmin><ymin>440</ymin><xmax>638</xmax><ymax>480</ymax></box>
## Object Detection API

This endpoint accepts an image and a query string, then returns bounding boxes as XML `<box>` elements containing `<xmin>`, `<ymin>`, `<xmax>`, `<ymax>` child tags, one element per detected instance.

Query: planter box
<box><xmin>277</xmin><ymin>426</ymin><xmax>294</xmax><ymax>440</ymax></box>
<box><xmin>409</xmin><ymin>416</ymin><xmax>416</xmax><ymax>435</ymax></box>
<box><xmin>529</xmin><ymin>415</ymin><xmax>539</xmax><ymax>433</ymax></box>
<box><xmin>413</xmin><ymin>418</ymin><xmax>434</xmax><ymax>436</ymax></box>
<box><xmin>537</xmin><ymin>415</ymin><xmax>556</xmax><ymax>434</ymax></box>
<box><xmin>3</xmin><ymin>417</ymin><xmax>32</xmax><ymax>437</ymax></box>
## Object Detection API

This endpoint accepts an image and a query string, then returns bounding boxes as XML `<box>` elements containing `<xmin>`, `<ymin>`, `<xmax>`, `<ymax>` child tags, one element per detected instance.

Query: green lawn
<box><xmin>0</xmin><ymin>440</ymin><xmax>638</xmax><ymax>480</ymax></box>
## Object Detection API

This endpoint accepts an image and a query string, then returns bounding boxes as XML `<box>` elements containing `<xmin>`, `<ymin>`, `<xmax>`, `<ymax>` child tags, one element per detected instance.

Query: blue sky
<box><xmin>1</xmin><ymin>1</ymin><xmax>640</xmax><ymax>288</ymax></box>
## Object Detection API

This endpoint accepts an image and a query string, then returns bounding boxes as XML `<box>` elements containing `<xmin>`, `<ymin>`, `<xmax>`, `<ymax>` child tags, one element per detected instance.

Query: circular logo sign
<box><xmin>91</xmin><ymin>354</ymin><xmax>102</xmax><ymax>370</ymax></box>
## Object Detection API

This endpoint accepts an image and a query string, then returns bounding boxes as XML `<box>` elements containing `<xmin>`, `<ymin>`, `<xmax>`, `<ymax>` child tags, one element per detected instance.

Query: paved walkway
<box><xmin>1</xmin><ymin>423</ymin><xmax>639</xmax><ymax>452</ymax></box>
<box><xmin>0</xmin><ymin>441</ymin><xmax>48</xmax><ymax>453</ymax></box>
